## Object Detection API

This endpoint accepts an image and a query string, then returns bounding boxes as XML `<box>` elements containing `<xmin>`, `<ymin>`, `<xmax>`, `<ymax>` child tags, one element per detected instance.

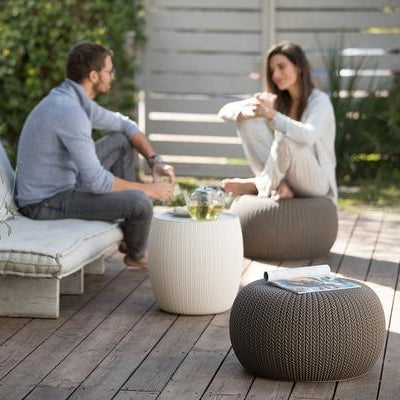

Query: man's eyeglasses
<box><xmin>102</xmin><ymin>67</ymin><xmax>116</xmax><ymax>77</ymax></box>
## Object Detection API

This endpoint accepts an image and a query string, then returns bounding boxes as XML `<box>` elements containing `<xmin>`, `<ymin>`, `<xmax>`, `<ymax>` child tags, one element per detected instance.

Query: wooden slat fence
<box><xmin>142</xmin><ymin>0</ymin><xmax>400</xmax><ymax>178</ymax></box>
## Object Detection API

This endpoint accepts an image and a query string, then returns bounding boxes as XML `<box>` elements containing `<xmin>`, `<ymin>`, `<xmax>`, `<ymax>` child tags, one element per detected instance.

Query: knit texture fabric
<box><xmin>230</xmin><ymin>196</ymin><xmax>338</xmax><ymax>260</ymax></box>
<box><xmin>229</xmin><ymin>279</ymin><xmax>385</xmax><ymax>381</ymax></box>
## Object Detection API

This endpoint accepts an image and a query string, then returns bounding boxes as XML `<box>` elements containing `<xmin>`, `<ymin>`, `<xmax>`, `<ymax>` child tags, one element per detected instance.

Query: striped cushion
<box><xmin>230</xmin><ymin>196</ymin><xmax>338</xmax><ymax>260</ymax></box>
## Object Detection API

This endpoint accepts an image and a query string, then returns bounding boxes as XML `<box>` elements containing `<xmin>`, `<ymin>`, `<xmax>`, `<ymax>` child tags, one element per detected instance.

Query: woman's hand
<box><xmin>252</xmin><ymin>92</ymin><xmax>277</xmax><ymax>120</ymax></box>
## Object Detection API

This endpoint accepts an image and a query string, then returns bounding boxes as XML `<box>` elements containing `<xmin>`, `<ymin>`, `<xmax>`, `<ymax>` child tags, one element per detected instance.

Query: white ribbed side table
<box><xmin>148</xmin><ymin>211</ymin><xmax>243</xmax><ymax>315</ymax></box>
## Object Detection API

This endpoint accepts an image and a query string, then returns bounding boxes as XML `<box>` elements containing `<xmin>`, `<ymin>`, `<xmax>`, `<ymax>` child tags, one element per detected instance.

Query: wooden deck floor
<box><xmin>0</xmin><ymin>209</ymin><xmax>400</xmax><ymax>400</ymax></box>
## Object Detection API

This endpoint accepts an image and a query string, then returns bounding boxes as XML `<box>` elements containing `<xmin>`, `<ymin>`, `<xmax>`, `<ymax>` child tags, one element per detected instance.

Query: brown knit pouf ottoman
<box><xmin>230</xmin><ymin>196</ymin><xmax>338</xmax><ymax>260</ymax></box>
<box><xmin>229</xmin><ymin>279</ymin><xmax>385</xmax><ymax>382</ymax></box>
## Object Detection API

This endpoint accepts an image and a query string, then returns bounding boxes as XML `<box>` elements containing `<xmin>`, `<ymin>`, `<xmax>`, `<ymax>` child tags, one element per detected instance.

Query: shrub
<box><xmin>324</xmin><ymin>46</ymin><xmax>400</xmax><ymax>182</ymax></box>
<box><xmin>0</xmin><ymin>0</ymin><xmax>146</xmax><ymax>165</ymax></box>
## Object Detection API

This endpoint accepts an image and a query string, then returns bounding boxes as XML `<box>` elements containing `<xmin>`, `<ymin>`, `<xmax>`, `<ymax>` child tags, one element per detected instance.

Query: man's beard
<box><xmin>93</xmin><ymin>81</ymin><xmax>111</xmax><ymax>97</ymax></box>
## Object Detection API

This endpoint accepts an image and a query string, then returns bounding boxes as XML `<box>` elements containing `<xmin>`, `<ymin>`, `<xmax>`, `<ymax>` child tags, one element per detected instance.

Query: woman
<box><xmin>219</xmin><ymin>42</ymin><xmax>337</xmax><ymax>203</ymax></box>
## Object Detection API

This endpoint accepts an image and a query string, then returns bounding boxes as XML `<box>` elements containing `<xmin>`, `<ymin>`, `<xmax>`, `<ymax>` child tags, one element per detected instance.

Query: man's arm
<box><xmin>111</xmin><ymin>176</ymin><xmax>174</xmax><ymax>201</ymax></box>
<box><xmin>130</xmin><ymin>131</ymin><xmax>157</xmax><ymax>160</ymax></box>
<box><xmin>130</xmin><ymin>132</ymin><xmax>176</xmax><ymax>185</ymax></box>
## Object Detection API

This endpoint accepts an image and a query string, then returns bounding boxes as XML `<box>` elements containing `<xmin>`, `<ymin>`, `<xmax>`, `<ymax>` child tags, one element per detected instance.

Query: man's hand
<box><xmin>152</xmin><ymin>162</ymin><xmax>176</xmax><ymax>185</ymax></box>
<box><xmin>112</xmin><ymin>176</ymin><xmax>173</xmax><ymax>202</ymax></box>
<box><xmin>143</xmin><ymin>182</ymin><xmax>174</xmax><ymax>201</ymax></box>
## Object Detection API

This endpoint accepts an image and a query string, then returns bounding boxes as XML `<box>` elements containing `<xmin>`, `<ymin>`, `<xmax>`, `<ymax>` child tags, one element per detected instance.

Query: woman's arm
<box><xmin>271</xmin><ymin>91</ymin><xmax>335</xmax><ymax>146</ymax></box>
<box><xmin>218</xmin><ymin>97</ymin><xmax>258</xmax><ymax>122</ymax></box>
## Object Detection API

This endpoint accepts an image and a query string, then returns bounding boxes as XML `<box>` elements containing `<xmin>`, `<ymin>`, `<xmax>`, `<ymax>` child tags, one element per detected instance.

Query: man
<box><xmin>15</xmin><ymin>40</ymin><xmax>175</xmax><ymax>267</ymax></box>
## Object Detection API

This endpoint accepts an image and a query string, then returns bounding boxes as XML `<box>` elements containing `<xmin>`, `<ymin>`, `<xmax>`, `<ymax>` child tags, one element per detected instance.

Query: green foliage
<box><xmin>338</xmin><ymin>180</ymin><xmax>400</xmax><ymax>212</ymax></box>
<box><xmin>0</xmin><ymin>0</ymin><xmax>146</xmax><ymax>164</ymax></box>
<box><xmin>323</xmin><ymin>46</ymin><xmax>400</xmax><ymax>182</ymax></box>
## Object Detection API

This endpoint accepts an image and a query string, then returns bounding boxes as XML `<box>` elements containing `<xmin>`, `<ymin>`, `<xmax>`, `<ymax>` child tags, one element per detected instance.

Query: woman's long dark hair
<box><xmin>265</xmin><ymin>42</ymin><xmax>314</xmax><ymax>121</ymax></box>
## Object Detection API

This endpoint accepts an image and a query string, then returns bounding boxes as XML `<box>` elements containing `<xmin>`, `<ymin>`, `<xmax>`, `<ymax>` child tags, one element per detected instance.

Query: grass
<box><xmin>338</xmin><ymin>181</ymin><xmax>400</xmax><ymax>213</ymax></box>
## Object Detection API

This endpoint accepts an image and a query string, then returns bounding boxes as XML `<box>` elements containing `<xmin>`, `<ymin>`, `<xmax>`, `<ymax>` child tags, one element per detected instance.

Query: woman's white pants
<box><xmin>236</xmin><ymin>119</ymin><xmax>330</xmax><ymax>197</ymax></box>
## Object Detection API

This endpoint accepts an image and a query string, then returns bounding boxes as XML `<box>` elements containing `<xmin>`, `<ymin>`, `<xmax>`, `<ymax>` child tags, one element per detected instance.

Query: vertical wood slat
<box><xmin>261</xmin><ymin>0</ymin><xmax>276</xmax><ymax>88</ymax></box>
<box><xmin>262</xmin><ymin>0</ymin><xmax>276</xmax><ymax>51</ymax></box>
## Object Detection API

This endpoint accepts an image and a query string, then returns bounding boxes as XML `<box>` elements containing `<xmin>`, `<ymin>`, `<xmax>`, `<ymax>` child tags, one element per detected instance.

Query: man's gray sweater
<box><xmin>16</xmin><ymin>79</ymin><xmax>139</xmax><ymax>207</ymax></box>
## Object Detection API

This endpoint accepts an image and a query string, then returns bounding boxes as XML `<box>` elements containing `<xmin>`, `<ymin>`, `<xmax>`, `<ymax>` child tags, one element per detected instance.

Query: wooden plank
<box><xmin>147</xmin><ymin>73</ymin><xmax>391</xmax><ymax>95</ymax></box>
<box><xmin>315</xmin><ymin>74</ymin><xmax>393</xmax><ymax>91</ymax></box>
<box><xmin>337</xmin><ymin>212</ymin><xmax>383</xmax><ymax>280</ymax></box>
<box><xmin>150</xmin><ymin>142</ymin><xmax>245</xmax><ymax>159</ymax></box>
<box><xmin>148</xmin><ymin>31</ymin><xmax>261</xmax><ymax>53</ymax></box>
<box><xmin>240</xmin><ymin>260</ymin><xmax>281</xmax><ymax>288</ymax></box>
<box><xmin>277</xmin><ymin>11</ymin><xmax>400</xmax><ymax>30</ymax></box>
<box><xmin>156</xmin><ymin>312</ymin><xmax>232</xmax><ymax>399</ymax></box>
<box><xmin>239</xmin><ymin>257</ymin><xmax>256</xmax><ymax>288</ymax></box>
<box><xmin>262</xmin><ymin>0</ymin><xmax>276</xmax><ymax>51</ymax></box>
<box><xmin>24</xmin><ymin>386</ymin><xmax>73</xmax><ymax>400</ymax></box>
<box><xmin>0</xmin><ymin>254</ymin><xmax>125</xmax><ymax>382</ymax></box>
<box><xmin>146</xmin><ymin>52</ymin><xmax>399</xmax><ymax>83</ymax></box>
<box><xmin>276</xmin><ymin>32</ymin><xmax>400</xmax><ymax>51</ymax></box>
<box><xmin>67</xmin><ymin>305</ymin><xmax>177</xmax><ymax>400</ymax></box>
<box><xmin>146</xmin><ymin>98</ymin><xmax>234</xmax><ymax>114</ymax></box>
<box><xmin>332</xmin><ymin>212</ymin><xmax>386</xmax><ymax>400</ymax></box>
<box><xmin>148</xmin><ymin>10</ymin><xmax>261</xmax><ymax>31</ymax></box>
<box><xmin>0</xmin><ymin>267</ymin><xmax>148</xmax><ymax>400</ymax></box>
<box><xmin>150</xmin><ymin>0</ymin><xmax>261</xmax><ymax>9</ymax></box>
<box><xmin>379</xmin><ymin>280</ymin><xmax>400</xmax><ymax>400</ymax></box>
<box><xmin>0</xmin><ymin>276</ymin><xmax>60</xmax><ymax>318</ymax></box>
<box><xmin>201</xmin><ymin>349</ymin><xmax>253</xmax><ymax>399</ymax></box>
<box><xmin>276</xmin><ymin>0</ymin><xmax>400</xmax><ymax>7</ymax></box>
<box><xmin>146</xmin><ymin>120</ymin><xmax>237</xmax><ymax>137</ymax></box>
<box><xmin>114</xmin><ymin>392</ymin><xmax>158</xmax><ymax>400</ymax></box>
<box><xmin>146</xmin><ymin>53</ymin><xmax>262</xmax><ymax>74</ymax></box>
<box><xmin>292</xmin><ymin>383</ymin><xmax>336</xmax><ymax>400</ymax></box>
<box><xmin>308</xmin><ymin>54</ymin><xmax>400</xmax><ymax>72</ymax></box>
<box><xmin>0</xmin><ymin>317</ymin><xmax>30</xmax><ymax>346</ymax></box>
<box><xmin>336</xmin><ymin>213</ymin><xmax>400</xmax><ymax>400</ymax></box>
<box><xmin>122</xmin><ymin>314</ymin><xmax>213</xmax><ymax>392</ymax></box>
<box><xmin>314</xmin><ymin>211</ymin><xmax>358</xmax><ymax>272</ymax></box>
<box><xmin>246</xmin><ymin>379</ymin><xmax>294</xmax><ymax>400</ymax></box>
<box><xmin>147</xmin><ymin>75</ymin><xmax>261</xmax><ymax>95</ymax></box>
<box><xmin>27</xmin><ymin>280</ymin><xmax>155</xmax><ymax>400</ymax></box>
<box><xmin>166</xmin><ymin>163</ymin><xmax>252</xmax><ymax>179</ymax></box>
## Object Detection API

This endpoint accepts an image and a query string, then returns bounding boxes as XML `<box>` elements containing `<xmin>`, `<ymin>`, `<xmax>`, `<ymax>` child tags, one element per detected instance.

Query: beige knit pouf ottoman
<box><xmin>229</xmin><ymin>279</ymin><xmax>385</xmax><ymax>381</ymax></box>
<box><xmin>148</xmin><ymin>211</ymin><xmax>243</xmax><ymax>315</ymax></box>
<box><xmin>230</xmin><ymin>196</ymin><xmax>338</xmax><ymax>260</ymax></box>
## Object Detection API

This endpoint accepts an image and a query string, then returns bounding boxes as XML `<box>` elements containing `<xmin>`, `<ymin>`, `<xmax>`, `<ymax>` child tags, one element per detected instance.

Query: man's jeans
<box><xmin>19</xmin><ymin>133</ymin><xmax>152</xmax><ymax>262</ymax></box>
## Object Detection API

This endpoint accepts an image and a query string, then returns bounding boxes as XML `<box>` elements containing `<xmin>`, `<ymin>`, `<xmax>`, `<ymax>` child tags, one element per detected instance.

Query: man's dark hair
<box><xmin>66</xmin><ymin>40</ymin><xmax>113</xmax><ymax>83</ymax></box>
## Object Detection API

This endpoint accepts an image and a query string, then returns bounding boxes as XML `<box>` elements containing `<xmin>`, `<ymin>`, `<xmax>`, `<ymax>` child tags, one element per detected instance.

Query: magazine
<box><xmin>264</xmin><ymin>264</ymin><xmax>361</xmax><ymax>294</ymax></box>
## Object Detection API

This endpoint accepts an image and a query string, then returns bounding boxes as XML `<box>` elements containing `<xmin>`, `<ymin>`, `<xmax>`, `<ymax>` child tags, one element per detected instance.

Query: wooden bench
<box><xmin>0</xmin><ymin>143</ymin><xmax>123</xmax><ymax>318</ymax></box>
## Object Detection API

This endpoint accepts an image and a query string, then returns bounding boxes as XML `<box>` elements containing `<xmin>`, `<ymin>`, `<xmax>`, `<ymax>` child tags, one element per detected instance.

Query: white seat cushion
<box><xmin>0</xmin><ymin>143</ymin><xmax>17</xmax><ymax>222</ymax></box>
<box><xmin>0</xmin><ymin>215</ymin><xmax>123</xmax><ymax>278</ymax></box>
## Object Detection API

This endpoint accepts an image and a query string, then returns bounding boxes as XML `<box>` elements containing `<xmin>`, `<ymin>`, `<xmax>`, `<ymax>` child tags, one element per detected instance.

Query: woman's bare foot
<box><xmin>221</xmin><ymin>178</ymin><xmax>257</xmax><ymax>196</ymax></box>
<box><xmin>271</xmin><ymin>181</ymin><xmax>294</xmax><ymax>201</ymax></box>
